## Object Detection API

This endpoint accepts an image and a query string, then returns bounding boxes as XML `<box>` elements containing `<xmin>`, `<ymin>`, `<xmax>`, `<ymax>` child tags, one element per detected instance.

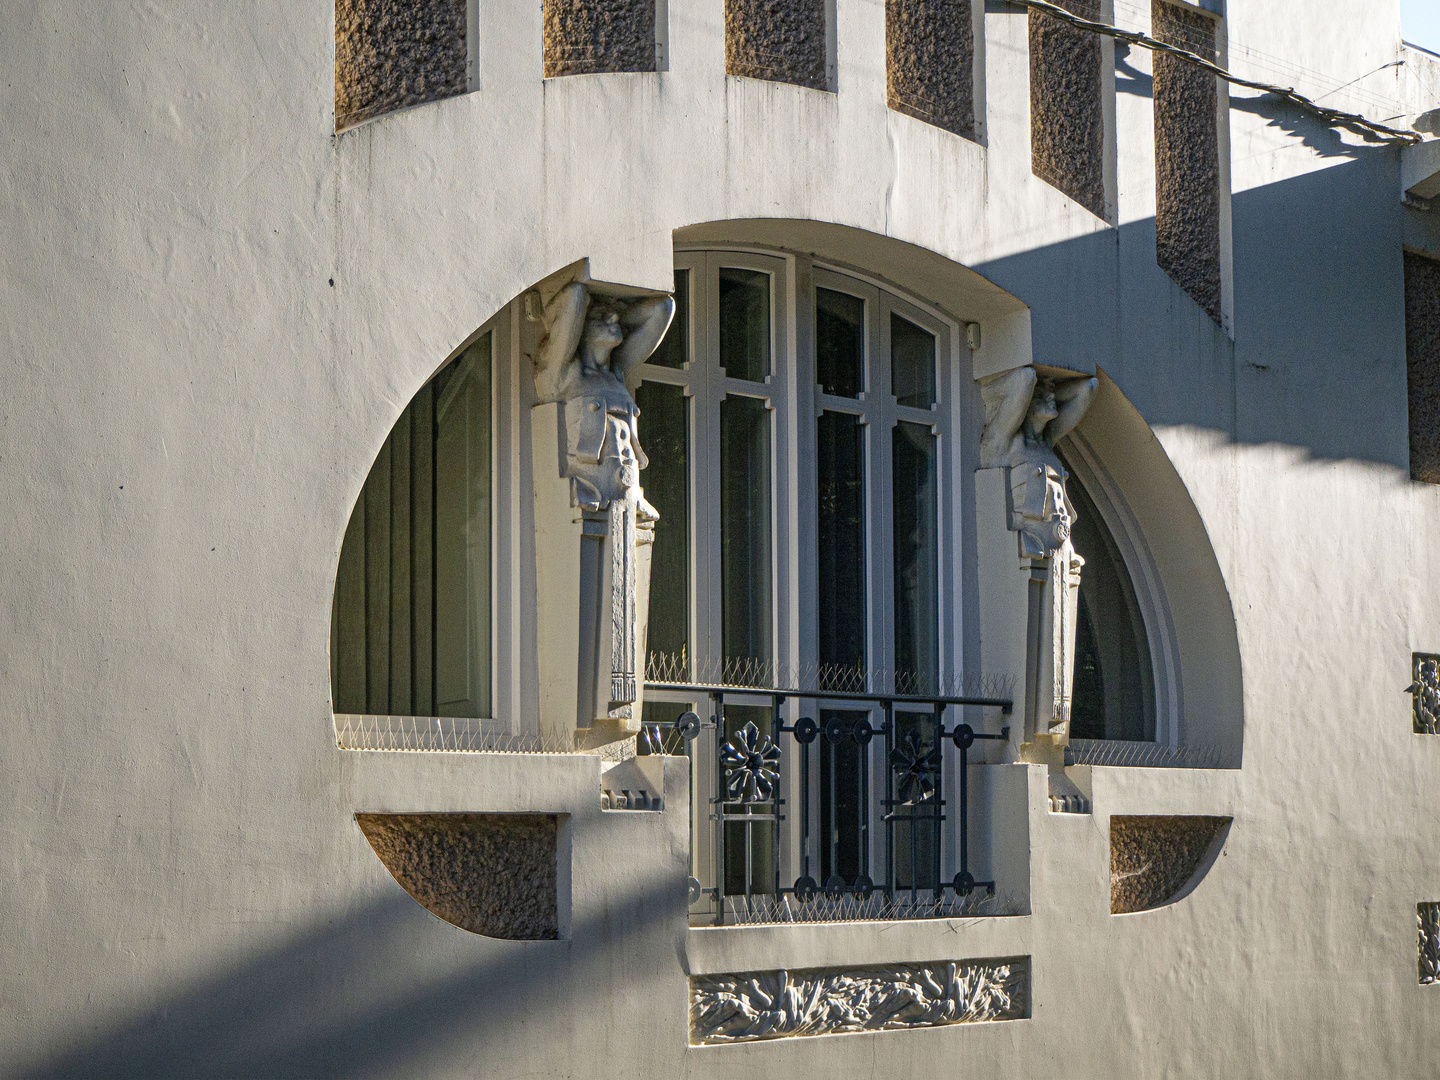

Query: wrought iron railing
<box><xmin>643</xmin><ymin>679</ymin><xmax>1013</xmax><ymax>926</ymax></box>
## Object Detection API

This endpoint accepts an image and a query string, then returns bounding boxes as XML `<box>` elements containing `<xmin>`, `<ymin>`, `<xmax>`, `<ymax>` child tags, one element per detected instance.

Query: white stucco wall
<box><xmin>2</xmin><ymin>0</ymin><xmax>1439</xmax><ymax>1075</ymax></box>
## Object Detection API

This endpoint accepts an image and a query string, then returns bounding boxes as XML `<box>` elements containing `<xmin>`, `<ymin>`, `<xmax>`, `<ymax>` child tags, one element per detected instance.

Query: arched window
<box><xmin>1062</xmin><ymin>451</ymin><xmax>1157</xmax><ymax>743</ymax></box>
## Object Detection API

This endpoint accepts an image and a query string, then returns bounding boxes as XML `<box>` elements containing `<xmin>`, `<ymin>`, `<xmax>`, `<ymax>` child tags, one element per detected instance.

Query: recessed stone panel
<box><xmin>690</xmin><ymin>958</ymin><xmax>1029</xmax><ymax>1043</ymax></box>
<box><xmin>886</xmin><ymin>0</ymin><xmax>975</xmax><ymax>139</ymax></box>
<box><xmin>1152</xmin><ymin>0</ymin><xmax>1222</xmax><ymax>324</ymax></box>
<box><xmin>1029</xmin><ymin>0</ymin><xmax>1104</xmax><ymax>216</ymax></box>
<box><xmin>726</xmin><ymin>0</ymin><xmax>828</xmax><ymax>91</ymax></box>
<box><xmin>334</xmin><ymin>0</ymin><xmax>469</xmax><ymax>131</ymax></box>
<box><xmin>356</xmin><ymin>813</ymin><xmax>559</xmax><ymax>939</ymax></box>
<box><xmin>1110</xmin><ymin>814</ymin><xmax>1230</xmax><ymax>914</ymax></box>
<box><xmin>544</xmin><ymin>0</ymin><xmax>657</xmax><ymax>78</ymax></box>
<box><xmin>1405</xmin><ymin>252</ymin><xmax>1440</xmax><ymax>483</ymax></box>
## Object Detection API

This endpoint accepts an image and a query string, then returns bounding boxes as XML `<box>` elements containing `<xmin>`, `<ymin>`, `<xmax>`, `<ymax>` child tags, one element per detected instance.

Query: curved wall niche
<box><xmin>1110</xmin><ymin>815</ymin><xmax>1230</xmax><ymax>914</ymax></box>
<box><xmin>357</xmin><ymin>812</ymin><xmax>560</xmax><ymax>939</ymax></box>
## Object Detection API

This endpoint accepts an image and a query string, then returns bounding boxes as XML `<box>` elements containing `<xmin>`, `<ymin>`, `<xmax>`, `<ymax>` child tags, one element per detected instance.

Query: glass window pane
<box><xmin>891</xmin><ymin>711</ymin><xmax>940</xmax><ymax>892</ymax></box>
<box><xmin>1064</xmin><ymin>466</ymin><xmax>1156</xmax><ymax>741</ymax></box>
<box><xmin>720</xmin><ymin>396</ymin><xmax>772</xmax><ymax>684</ymax></box>
<box><xmin>722</xmin><ymin>704</ymin><xmax>777</xmax><ymax>897</ymax></box>
<box><xmin>636</xmin><ymin>381</ymin><xmax>689</xmax><ymax>675</ymax></box>
<box><xmin>434</xmin><ymin>335</ymin><xmax>493</xmax><ymax>718</ymax></box>
<box><xmin>892</xmin><ymin>421</ymin><xmax>937</xmax><ymax>696</ymax></box>
<box><xmin>820</xmin><ymin>709</ymin><xmax>868</xmax><ymax>887</ymax></box>
<box><xmin>817</xmin><ymin>411</ymin><xmax>866</xmax><ymax>691</ymax></box>
<box><xmin>648</xmin><ymin>268</ymin><xmax>689</xmax><ymax>369</ymax></box>
<box><xmin>816</xmin><ymin>287</ymin><xmax>865</xmax><ymax>397</ymax></box>
<box><xmin>333</xmin><ymin>333</ymin><xmax>491</xmax><ymax>719</ymax></box>
<box><xmin>891</xmin><ymin>313</ymin><xmax>936</xmax><ymax>409</ymax></box>
<box><xmin>719</xmin><ymin>268</ymin><xmax>771</xmax><ymax>382</ymax></box>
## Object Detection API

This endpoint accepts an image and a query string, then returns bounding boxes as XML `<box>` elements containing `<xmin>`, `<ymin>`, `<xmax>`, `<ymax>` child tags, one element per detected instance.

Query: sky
<box><xmin>1403</xmin><ymin>0</ymin><xmax>1440</xmax><ymax>53</ymax></box>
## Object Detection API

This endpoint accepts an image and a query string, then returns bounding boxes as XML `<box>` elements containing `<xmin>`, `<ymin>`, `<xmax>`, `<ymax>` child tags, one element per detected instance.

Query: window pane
<box><xmin>719</xmin><ymin>268</ymin><xmax>771</xmax><ymax>382</ymax></box>
<box><xmin>818</xmin><ymin>412</ymin><xmax>866</xmax><ymax>691</ymax></box>
<box><xmin>720</xmin><ymin>396</ymin><xmax>772</xmax><ymax>683</ymax></box>
<box><xmin>648</xmin><ymin>268</ymin><xmax>689</xmax><ymax>369</ymax></box>
<box><xmin>891</xmin><ymin>313</ymin><xmax>936</xmax><ymax>409</ymax></box>
<box><xmin>820</xmin><ymin>709</ymin><xmax>868</xmax><ymax>887</ymax></box>
<box><xmin>892</xmin><ymin>421</ymin><xmax>937</xmax><ymax>695</ymax></box>
<box><xmin>434</xmin><ymin>335</ymin><xmax>493</xmax><ymax>717</ymax></box>
<box><xmin>332</xmin><ymin>332</ymin><xmax>491</xmax><ymax>719</ymax></box>
<box><xmin>1064</xmin><ymin>468</ymin><xmax>1156</xmax><ymax>741</ymax></box>
<box><xmin>636</xmin><ymin>381</ymin><xmax>689</xmax><ymax>673</ymax></box>
<box><xmin>722</xmin><ymin>704</ymin><xmax>777</xmax><ymax>897</ymax></box>
<box><xmin>816</xmin><ymin>287</ymin><xmax>864</xmax><ymax>397</ymax></box>
<box><xmin>892</xmin><ymin>711</ymin><xmax>940</xmax><ymax>892</ymax></box>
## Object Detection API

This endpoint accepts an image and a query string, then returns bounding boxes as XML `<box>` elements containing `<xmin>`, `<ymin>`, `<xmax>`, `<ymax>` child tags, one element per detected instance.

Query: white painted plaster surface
<box><xmin>2</xmin><ymin>0</ymin><xmax>1439</xmax><ymax>1076</ymax></box>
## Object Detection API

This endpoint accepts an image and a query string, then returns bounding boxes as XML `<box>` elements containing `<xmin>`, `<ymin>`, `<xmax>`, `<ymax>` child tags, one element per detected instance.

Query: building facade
<box><xmin>5</xmin><ymin>0</ymin><xmax>1440</xmax><ymax>1075</ymax></box>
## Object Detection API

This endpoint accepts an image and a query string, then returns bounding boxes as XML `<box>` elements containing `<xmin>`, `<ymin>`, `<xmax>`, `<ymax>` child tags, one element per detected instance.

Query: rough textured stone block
<box><xmin>886</xmin><ymin>0</ymin><xmax>974</xmax><ymax>139</ymax></box>
<box><xmin>1110</xmin><ymin>814</ymin><xmax>1229</xmax><ymax>914</ymax></box>
<box><xmin>356</xmin><ymin>813</ymin><xmax>559</xmax><ymax>939</ymax></box>
<box><xmin>1412</xmin><ymin>652</ymin><xmax>1440</xmax><ymax>732</ymax></box>
<box><xmin>1406</xmin><ymin>252</ymin><xmax>1440</xmax><ymax>484</ymax></box>
<box><xmin>1152</xmin><ymin>0</ymin><xmax>1221</xmax><ymax>324</ymax></box>
<box><xmin>726</xmin><ymin>0</ymin><xmax>828</xmax><ymax>91</ymax></box>
<box><xmin>335</xmin><ymin>0</ymin><xmax>469</xmax><ymax>131</ymax></box>
<box><xmin>545</xmin><ymin>0</ymin><xmax>657</xmax><ymax>78</ymax></box>
<box><xmin>1029</xmin><ymin>0</ymin><xmax>1104</xmax><ymax>216</ymax></box>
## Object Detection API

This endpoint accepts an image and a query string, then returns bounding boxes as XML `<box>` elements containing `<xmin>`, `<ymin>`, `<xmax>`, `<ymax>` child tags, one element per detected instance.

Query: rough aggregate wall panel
<box><xmin>545</xmin><ymin>0</ymin><xmax>657</xmax><ymax>77</ymax></box>
<box><xmin>356</xmin><ymin>813</ymin><xmax>559</xmax><ymax>939</ymax></box>
<box><xmin>1152</xmin><ymin>0</ymin><xmax>1222</xmax><ymax>324</ymax></box>
<box><xmin>726</xmin><ymin>0</ymin><xmax>828</xmax><ymax>91</ymax></box>
<box><xmin>1109</xmin><ymin>815</ymin><xmax>1229</xmax><ymax>913</ymax></box>
<box><xmin>1029</xmin><ymin>0</ymin><xmax>1105</xmax><ymax>216</ymax></box>
<box><xmin>334</xmin><ymin>0</ymin><xmax>469</xmax><ymax>131</ymax></box>
<box><xmin>1406</xmin><ymin>252</ymin><xmax>1440</xmax><ymax>483</ymax></box>
<box><xmin>886</xmin><ymin>0</ymin><xmax>975</xmax><ymax>139</ymax></box>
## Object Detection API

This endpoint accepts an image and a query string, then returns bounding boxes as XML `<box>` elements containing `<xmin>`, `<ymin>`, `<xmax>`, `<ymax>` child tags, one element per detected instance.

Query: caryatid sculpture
<box><xmin>534</xmin><ymin>281</ymin><xmax>675</xmax><ymax>732</ymax></box>
<box><xmin>979</xmin><ymin>366</ymin><xmax>1097</xmax><ymax>745</ymax></box>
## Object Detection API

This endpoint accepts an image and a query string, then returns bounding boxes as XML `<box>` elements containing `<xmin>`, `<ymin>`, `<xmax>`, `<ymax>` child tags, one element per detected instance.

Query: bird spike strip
<box><xmin>1010</xmin><ymin>0</ymin><xmax>1421</xmax><ymax>146</ymax></box>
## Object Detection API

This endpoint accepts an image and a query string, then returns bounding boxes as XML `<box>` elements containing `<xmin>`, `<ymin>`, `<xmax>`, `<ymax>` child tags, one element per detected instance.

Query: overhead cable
<box><xmin>1007</xmin><ymin>0</ymin><xmax>1422</xmax><ymax>146</ymax></box>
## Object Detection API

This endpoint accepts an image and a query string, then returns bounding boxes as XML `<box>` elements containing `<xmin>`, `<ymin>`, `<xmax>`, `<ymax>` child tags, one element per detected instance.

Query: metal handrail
<box><xmin>644</xmin><ymin>680</ymin><xmax>1013</xmax><ymax>713</ymax></box>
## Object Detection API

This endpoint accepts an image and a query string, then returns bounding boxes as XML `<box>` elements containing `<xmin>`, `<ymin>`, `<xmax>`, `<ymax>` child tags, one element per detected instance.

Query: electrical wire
<box><xmin>1007</xmin><ymin>0</ymin><xmax>1422</xmax><ymax>146</ymax></box>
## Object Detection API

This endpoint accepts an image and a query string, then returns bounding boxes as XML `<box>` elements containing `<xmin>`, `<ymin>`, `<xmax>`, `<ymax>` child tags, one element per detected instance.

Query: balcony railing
<box><xmin>642</xmin><ymin>676</ymin><xmax>1013</xmax><ymax>926</ymax></box>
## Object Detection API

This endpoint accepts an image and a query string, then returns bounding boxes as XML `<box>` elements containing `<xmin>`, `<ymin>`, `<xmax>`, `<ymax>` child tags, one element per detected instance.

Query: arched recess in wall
<box><xmin>1058</xmin><ymin>370</ymin><xmax>1244</xmax><ymax>768</ymax></box>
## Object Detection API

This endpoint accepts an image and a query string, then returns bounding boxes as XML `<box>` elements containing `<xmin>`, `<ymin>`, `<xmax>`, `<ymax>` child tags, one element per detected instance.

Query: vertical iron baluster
<box><xmin>883</xmin><ymin>698</ymin><xmax>893</xmax><ymax>903</ymax></box>
<box><xmin>958</xmin><ymin>708</ymin><xmax>970</xmax><ymax>890</ymax></box>
<box><xmin>713</xmin><ymin>690</ymin><xmax>725</xmax><ymax>926</ymax></box>
<box><xmin>933</xmin><ymin>699</ymin><xmax>944</xmax><ymax>897</ymax></box>
<box><xmin>773</xmin><ymin>693</ymin><xmax>783</xmax><ymax>907</ymax></box>
<box><xmin>859</xmin><ymin>708</ymin><xmax>870</xmax><ymax>889</ymax></box>
<box><xmin>800</xmin><ymin>701</ymin><xmax>811</xmax><ymax>884</ymax></box>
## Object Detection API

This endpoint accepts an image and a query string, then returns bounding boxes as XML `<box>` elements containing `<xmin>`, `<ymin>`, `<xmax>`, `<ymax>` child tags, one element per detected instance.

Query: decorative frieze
<box><xmin>1420</xmin><ymin>903</ymin><xmax>1440</xmax><ymax>984</ymax></box>
<box><xmin>690</xmin><ymin>958</ymin><xmax>1029</xmax><ymax>1043</ymax></box>
<box><xmin>1411</xmin><ymin>653</ymin><xmax>1440</xmax><ymax>734</ymax></box>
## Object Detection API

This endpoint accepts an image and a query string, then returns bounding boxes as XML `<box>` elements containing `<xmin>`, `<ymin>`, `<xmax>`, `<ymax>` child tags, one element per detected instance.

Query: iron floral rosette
<box><xmin>890</xmin><ymin>729</ymin><xmax>941</xmax><ymax>804</ymax></box>
<box><xmin>721</xmin><ymin>721</ymin><xmax>781</xmax><ymax>803</ymax></box>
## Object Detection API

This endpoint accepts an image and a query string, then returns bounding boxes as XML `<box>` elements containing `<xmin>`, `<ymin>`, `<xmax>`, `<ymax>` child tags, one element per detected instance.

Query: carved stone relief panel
<box><xmin>1411</xmin><ymin>653</ymin><xmax>1440</xmax><ymax>734</ymax></box>
<box><xmin>1420</xmin><ymin>903</ymin><xmax>1440</xmax><ymax>984</ymax></box>
<box><xmin>335</xmin><ymin>0</ymin><xmax>469</xmax><ymax>131</ymax></box>
<box><xmin>690</xmin><ymin>958</ymin><xmax>1029</xmax><ymax>1043</ymax></box>
<box><xmin>356</xmin><ymin>813</ymin><xmax>559</xmax><ymax>939</ymax></box>
<box><xmin>1110</xmin><ymin>814</ymin><xmax>1230</xmax><ymax>914</ymax></box>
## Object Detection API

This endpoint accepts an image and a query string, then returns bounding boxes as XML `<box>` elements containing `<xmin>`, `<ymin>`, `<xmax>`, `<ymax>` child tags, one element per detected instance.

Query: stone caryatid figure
<box><xmin>979</xmin><ymin>366</ymin><xmax>1097</xmax><ymax>745</ymax></box>
<box><xmin>534</xmin><ymin>281</ymin><xmax>674</xmax><ymax>731</ymax></box>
